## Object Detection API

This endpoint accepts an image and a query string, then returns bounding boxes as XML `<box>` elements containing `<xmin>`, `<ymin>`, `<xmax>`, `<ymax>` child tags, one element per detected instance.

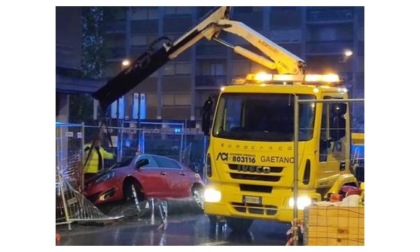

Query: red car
<box><xmin>84</xmin><ymin>154</ymin><xmax>204</xmax><ymax>209</ymax></box>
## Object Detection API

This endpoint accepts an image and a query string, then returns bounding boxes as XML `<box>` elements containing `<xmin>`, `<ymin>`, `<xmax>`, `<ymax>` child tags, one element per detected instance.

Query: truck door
<box><xmin>318</xmin><ymin>96</ymin><xmax>348</xmax><ymax>181</ymax></box>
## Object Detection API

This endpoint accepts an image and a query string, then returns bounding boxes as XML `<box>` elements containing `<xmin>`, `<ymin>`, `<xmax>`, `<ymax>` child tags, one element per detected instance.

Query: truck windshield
<box><xmin>213</xmin><ymin>93</ymin><xmax>315</xmax><ymax>142</ymax></box>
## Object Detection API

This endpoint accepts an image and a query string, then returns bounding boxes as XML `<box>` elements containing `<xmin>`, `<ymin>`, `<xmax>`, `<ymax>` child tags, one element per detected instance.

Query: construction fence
<box><xmin>56</xmin><ymin>122</ymin><xmax>208</xmax><ymax>227</ymax></box>
<box><xmin>57</xmin><ymin>122</ymin><xmax>208</xmax><ymax>179</ymax></box>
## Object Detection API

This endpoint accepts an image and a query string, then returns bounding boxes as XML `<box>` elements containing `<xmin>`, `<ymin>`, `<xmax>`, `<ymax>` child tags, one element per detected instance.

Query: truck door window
<box><xmin>330</xmin><ymin>103</ymin><xmax>347</xmax><ymax>141</ymax></box>
<box><xmin>320</xmin><ymin>106</ymin><xmax>329</xmax><ymax>162</ymax></box>
<box><xmin>319</xmin><ymin>97</ymin><xmax>346</xmax><ymax>162</ymax></box>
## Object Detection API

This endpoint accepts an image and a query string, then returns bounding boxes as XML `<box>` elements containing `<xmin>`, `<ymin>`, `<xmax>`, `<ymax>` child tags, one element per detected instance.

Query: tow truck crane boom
<box><xmin>93</xmin><ymin>6</ymin><xmax>306</xmax><ymax>110</ymax></box>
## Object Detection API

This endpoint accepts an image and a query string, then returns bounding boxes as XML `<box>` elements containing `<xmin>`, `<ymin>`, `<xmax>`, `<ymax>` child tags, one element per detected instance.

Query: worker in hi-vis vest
<box><xmin>83</xmin><ymin>139</ymin><xmax>114</xmax><ymax>181</ymax></box>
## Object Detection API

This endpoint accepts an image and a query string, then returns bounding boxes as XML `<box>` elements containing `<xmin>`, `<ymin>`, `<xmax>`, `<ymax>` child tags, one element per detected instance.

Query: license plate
<box><xmin>243</xmin><ymin>195</ymin><xmax>262</xmax><ymax>204</ymax></box>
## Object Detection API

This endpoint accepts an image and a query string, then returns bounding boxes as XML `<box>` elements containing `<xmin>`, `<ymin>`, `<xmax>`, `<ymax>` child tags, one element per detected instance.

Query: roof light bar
<box><xmin>305</xmin><ymin>74</ymin><xmax>340</xmax><ymax>83</ymax></box>
<box><xmin>245</xmin><ymin>73</ymin><xmax>340</xmax><ymax>84</ymax></box>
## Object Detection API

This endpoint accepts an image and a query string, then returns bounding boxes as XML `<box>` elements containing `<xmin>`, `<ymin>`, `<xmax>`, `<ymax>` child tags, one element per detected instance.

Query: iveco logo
<box><xmin>237</xmin><ymin>165</ymin><xmax>270</xmax><ymax>173</ymax></box>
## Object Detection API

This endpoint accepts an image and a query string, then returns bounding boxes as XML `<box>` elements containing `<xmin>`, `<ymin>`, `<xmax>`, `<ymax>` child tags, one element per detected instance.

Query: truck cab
<box><xmin>203</xmin><ymin>73</ymin><xmax>359</xmax><ymax>230</ymax></box>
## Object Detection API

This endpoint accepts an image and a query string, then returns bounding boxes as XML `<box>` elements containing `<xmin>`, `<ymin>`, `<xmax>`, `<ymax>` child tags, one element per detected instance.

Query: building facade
<box><xmin>101</xmin><ymin>7</ymin><xmax>364</xmax><ymax>127</ymax></box>
<box><xmin>101</xmin><ymin>6</ymin><xmax>365</xmax><ymax>126</ymax></box>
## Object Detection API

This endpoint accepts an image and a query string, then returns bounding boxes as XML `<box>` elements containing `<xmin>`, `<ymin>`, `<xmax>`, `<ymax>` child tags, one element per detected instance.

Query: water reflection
<box><xmin>207</xmin><ymin>221</ymin><xmax>256</xmax><ymax>245</ymax></box>
<box><xmin>227</xmin><ymin>230</ymin><xmax>255</xmax><ymax>244</ymax></box>
<box><xmin>57</xmin><ymin>205</ymin><xmax>290</xmax><ymax>245</ymax></box>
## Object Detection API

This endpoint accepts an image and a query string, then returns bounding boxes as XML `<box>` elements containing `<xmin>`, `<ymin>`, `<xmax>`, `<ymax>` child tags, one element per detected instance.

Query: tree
<box><xmin>69</xmin><ymin>7</ymin><xmax>127</xmax><ymax>123</ymax></box>
<box><xmin>69</xmin><ymin>7</ymin><xmax>105</xmax><ymax>123</ymax></box>
<box><xmin>81</xmin><ymin>7</ymin><xmax>105</xmax><ymax>79</ymax></box>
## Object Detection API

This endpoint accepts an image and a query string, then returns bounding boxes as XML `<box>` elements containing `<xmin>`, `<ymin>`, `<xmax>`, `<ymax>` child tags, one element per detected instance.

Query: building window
<box><xmin>131</xmin><ymin>34</ymin><xmax>158</xmax><ymax>46</ymax></box>
<box><xmin>131</xmin><ymin>7</ymin><xmax>158</xmax><ymax>20</ymax></box>
<box><xmin>175</xmin><ymin>62</ymin><xmax>191</xmax><ymax>75</ymax></box>
<box><xmin>270</xmin><ymin>29</ymin><xmax>301</xmax><ymax>43</ymax></box>
<box><xmin>163</xmin><ymin>94</ymin><xmax>174</xmax><ymax>106</ymax></box>
<box><xmin>174</xmin><ymin>93</ymin><xmax>191</xmax><ymax>106</ymax></box>
<box><xmin>234</xmin><ymin>7</ymin><xmax>254</xmax><ymax>14</ymax></box>
<box><xmin>232</xmin><ymin>61</ymin><xmax>251</xmax><ymax>76</ymax></box>
<box><xmin>162</xmin><ymin>93</ymin><xmax>191</xmax><ymax>106</ymax></box>
<box><xmin>210</xmin><ymin>64</ymin><xmax>225</xmax><ymax>76</ymax></box>
<box><xmin>163</xmin><ymin>62</ymin><xmax>191</xmax><ymax>75</ymax></box>
<box><xmin>198</xmin><ymin>62</ymin><xmax>226</xmax><ymax>76</ymax></box>
<box><xmin>104</xmin><ymin>36</ymin><xmax>126</xmax><ymax>48</ymax></box>
<box><xmin>163</xmin><ymin>64</ymin><xmax>175</xmax><ymax>75</ymax></box>
<box><xmin>147</xmin><ymin>93</ymin><xmax>157</xmax><ymax>107</ymax></box>
<box><xmin>164</xmin><ymin>7</ymin><xmax>192</xmax><ymax>15</ymax></box>
<box><xmin>307</xmin><ymin>8</ymin><xmax>353</xmax><ymax>22</ymax></box>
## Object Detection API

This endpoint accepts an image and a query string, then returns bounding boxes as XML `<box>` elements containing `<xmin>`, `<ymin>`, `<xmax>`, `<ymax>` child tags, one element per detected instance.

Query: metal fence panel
<box><xmin>56</xmin><ymin>123</ymin><xmax>84</xmax><ymax>191</ymax></box>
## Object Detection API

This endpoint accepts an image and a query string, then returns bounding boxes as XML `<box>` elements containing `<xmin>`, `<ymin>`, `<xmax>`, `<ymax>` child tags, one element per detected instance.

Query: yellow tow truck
<box><xmin>92</xmin><ymin>7</ymin><xmax>364</xmax><ymax>233</ymax></box>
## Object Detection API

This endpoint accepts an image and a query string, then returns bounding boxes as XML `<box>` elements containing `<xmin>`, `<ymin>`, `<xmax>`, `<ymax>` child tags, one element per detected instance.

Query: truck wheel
<box><xmin>208</xmin><ymin>215</ymin><xmax>224</xmax><ymax>238</ymax></box>
<box><xmin>226</xmin><ymin>217</ymin><xmax>253</xmax><ymax>232</ymax></box>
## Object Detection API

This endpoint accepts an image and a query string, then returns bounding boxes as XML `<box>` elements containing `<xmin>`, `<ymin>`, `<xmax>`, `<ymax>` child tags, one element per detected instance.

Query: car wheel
<box><xmin>226</xmin><ymin>217</ymin><xmax>253</xmax><ymax>232</ymax></box>
<box><xmin>192</xmin><ymin>186</ymin><xmax>204</xmax><ymax>211</ymax></box>
<box><xmin>124</xmin><ymin>181</ymin><xmax>145</xmax><ymax>214</ymax></box>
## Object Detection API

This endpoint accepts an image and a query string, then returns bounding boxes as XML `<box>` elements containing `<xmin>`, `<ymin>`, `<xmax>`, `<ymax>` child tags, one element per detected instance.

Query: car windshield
<box><xmin>212</xmin><ymin>93</ymin><xmax>315</xmax><ymax>141</ymax></box>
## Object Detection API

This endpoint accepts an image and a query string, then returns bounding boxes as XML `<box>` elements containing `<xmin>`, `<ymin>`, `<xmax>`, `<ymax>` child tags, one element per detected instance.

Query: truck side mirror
<box><xmin>201</xmin><ymin>96</ymin><xmax>213</xmax><ymax>136</ymax></box>
<box><xmin>202</xmin><ymin>118</ymin><xmax>211</xmax><ymax>136</ymax></box>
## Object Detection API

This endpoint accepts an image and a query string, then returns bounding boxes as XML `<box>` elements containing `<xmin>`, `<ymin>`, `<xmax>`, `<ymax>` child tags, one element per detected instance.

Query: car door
<box><xmin>153</xmin><ymin>155</ymin><xmax>192</xmax><ymax>198</ymax></box>
<box><xmin>133</xmin><ymin>155</ymin><xmax>171</xmax><ymax>198</ymax></box>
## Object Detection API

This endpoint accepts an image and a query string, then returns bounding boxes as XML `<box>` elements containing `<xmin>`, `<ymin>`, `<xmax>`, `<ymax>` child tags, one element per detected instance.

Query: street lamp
<box><xmin>344</xmin><ymin>49</ymin><xmax>353</xmax><ymax>57</ymax></box>
<box><xmin>340</xmin><ymin>49</ymin><xmax>353</xmax><ymax>63</ymax></box>
<box><xmin>122</xmin><ymin>59</ymin><xmax>131</xmax><ymax>68</ymax></box>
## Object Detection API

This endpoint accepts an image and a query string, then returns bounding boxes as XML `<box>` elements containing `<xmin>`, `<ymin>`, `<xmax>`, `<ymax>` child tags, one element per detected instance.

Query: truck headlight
<box><xmin>204</xmin><ymin>188</ymin><xmax>221</xmax><ymax>202</ymax></box>
<box><xmin>288</xmin><ymin>195</ymin><xmax>311</xmax><ymax>210</ymax></box>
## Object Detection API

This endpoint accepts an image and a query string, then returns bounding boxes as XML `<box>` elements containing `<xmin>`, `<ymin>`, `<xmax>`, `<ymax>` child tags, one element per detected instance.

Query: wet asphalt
<box><xmin>56</xmin><ymin>199</ymin><xmax>291</xmax><ymax>246</ymax></box>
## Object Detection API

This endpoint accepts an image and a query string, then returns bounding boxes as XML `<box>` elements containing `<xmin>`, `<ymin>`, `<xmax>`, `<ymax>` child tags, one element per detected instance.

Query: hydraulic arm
<box><xmin>93</xmin><ymin>6</ymin><xmax>306</xmax><ymax>110</ymax></box>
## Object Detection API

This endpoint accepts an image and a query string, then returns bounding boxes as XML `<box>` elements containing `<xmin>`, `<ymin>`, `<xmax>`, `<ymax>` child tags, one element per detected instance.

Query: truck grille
<box><xmin>240</xmin><ymin>184</ymin><xmax>272</xmax><ymax>193</ymax></box>
<box><xmin>231</xmin><ymin>202</ymin><xmax>277</xmax><ymax>216</ymax></box>
<box><xmin>231</xmin><ymin>173</ymin><xmax>280</xmax><ymax>181</ymax></box>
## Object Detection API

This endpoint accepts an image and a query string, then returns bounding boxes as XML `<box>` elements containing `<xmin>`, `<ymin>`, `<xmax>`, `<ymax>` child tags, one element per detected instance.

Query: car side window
<box><xmin>154</xmin><ymin>156</ymin><xmax>182</xmax><ymax>169</ymax></box>
<box><xmin>135</xmin><ymin>155</ymin><xmax>159</xmax><ymax>168</ymax></box>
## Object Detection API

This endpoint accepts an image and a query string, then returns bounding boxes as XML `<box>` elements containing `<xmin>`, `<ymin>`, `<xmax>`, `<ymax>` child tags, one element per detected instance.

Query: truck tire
<box><xmin>208</xmin><ymin>215</ymin><xmax>224</xmax><ymax>238</ymax></box>
<box><xmin>226</xmin><ymin>217</ymin><xmax>253</xmax><ymax>232</ymax></box>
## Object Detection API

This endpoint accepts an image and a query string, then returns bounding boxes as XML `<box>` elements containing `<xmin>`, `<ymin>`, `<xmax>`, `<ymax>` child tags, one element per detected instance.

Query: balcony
<box><xmin>195</xmin><ymin>75</ymin><xmax>227</xmax><ymax>88</ymax></box>
<box><xmin>163</xmin><ymin>17</ymin><xmax>193</xmax><ymax>33</ymax></box>
<box><xmin>306</xmin><ymin>8</ymin><xmax>354</xmax><ymax>24</ymax></box>
<box><xmin>131</xmin><ymin>20</ymin><xmax>158</xmax><ymax>33</ymax></box>
<box><xmin>105</xmin><ymin>21</ymin><xmax>126</xmax><ymax>34</ymax></box>
<box><xmin>270</xmin><ymin>11</ymin><xmax>302</xmax><ymax>29</ymax></box>
<box><xmin>196</xmin><ymin>45</ymin><xmax>228</xmax><ymax>58</ymax></box>
<box><xmin>104</xmin><ymin>47</ymin><xmax>126</xmax><ymax>60</ymax></box>
<box><xmin>306</xmin><ymin>40</ymin><xmax>353</xmax><ymax>55</ymax></box>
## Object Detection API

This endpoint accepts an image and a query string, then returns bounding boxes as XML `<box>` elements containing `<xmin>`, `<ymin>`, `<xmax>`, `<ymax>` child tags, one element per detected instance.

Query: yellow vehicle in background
<box><xmin>351</xmin><ymin>132</ymin><xmax>365</xmax><ymax>183</ymax></box>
